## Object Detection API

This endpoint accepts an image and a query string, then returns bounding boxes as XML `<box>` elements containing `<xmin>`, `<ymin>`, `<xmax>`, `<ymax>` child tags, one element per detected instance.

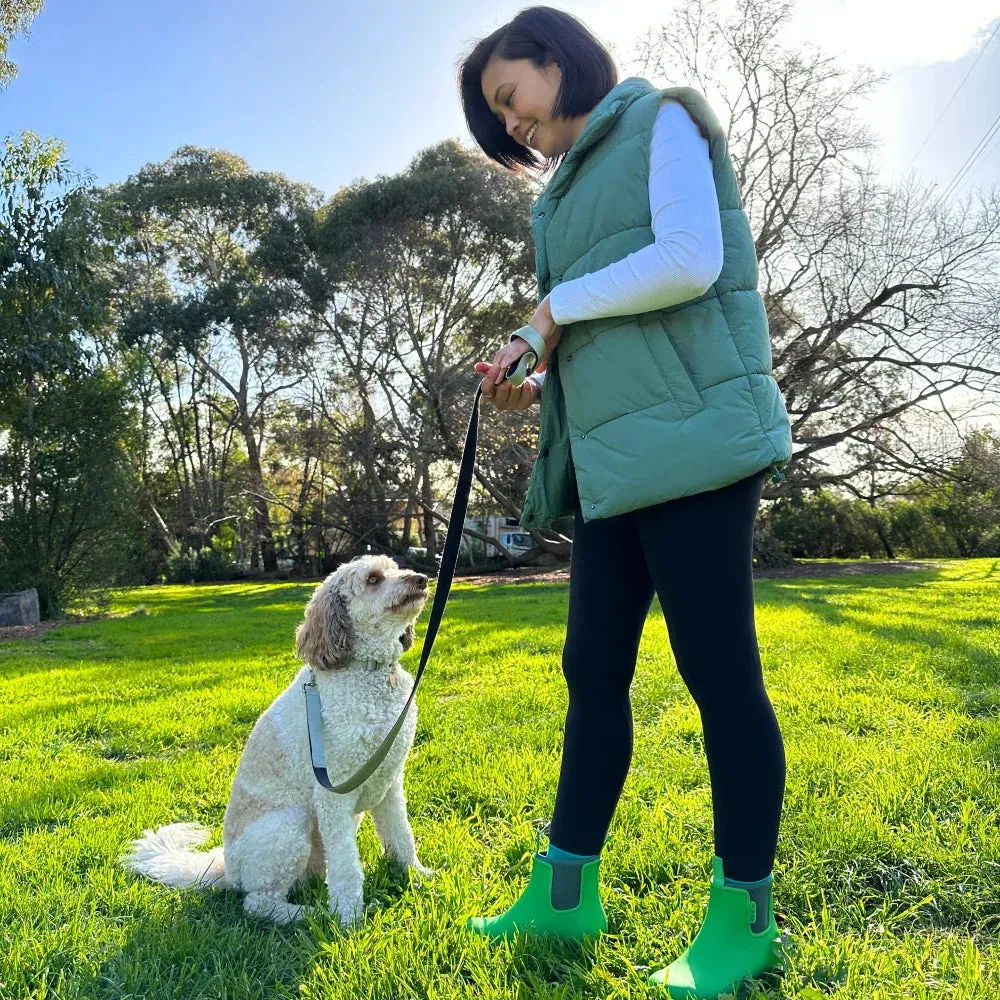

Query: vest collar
<box><xmin>536</xmin><ymin>77</ymin><xmax>658</xmax><ymax>203</ymax></box>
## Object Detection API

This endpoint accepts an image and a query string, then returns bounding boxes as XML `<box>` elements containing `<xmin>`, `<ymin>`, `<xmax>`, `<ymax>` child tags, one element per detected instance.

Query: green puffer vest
<box><xmin>519</xmin><ymin>77</ymin><xmax>792</xmax><ymax>530</ymax></box>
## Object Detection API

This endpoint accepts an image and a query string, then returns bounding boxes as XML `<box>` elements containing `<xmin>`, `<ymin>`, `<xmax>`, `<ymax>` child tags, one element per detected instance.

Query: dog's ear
<box><xmin>295</xmin><ymin>585</ymin><xmax>354</xmax><ymax>670</ymax></box>
<box><xmin>322</xmin><ymin>590</ymin><xmax>354</xmax><ymax>667</ymax></box>
<box><xmin>399</xmin><ymin>623</ymin><xmax>416</xmax><ymax>652</ymax></box>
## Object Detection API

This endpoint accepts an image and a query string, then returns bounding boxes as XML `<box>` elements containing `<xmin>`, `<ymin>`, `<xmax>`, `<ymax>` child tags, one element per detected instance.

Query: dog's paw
<box><xmin>411</xmin><ymin>862</ymin><xmax>436</xmax><ymax>884</ymax></box>
<box><xmin>329</xmin><ymin>899</ymin><xmax>365</xmax><ymax>929</ymax></box>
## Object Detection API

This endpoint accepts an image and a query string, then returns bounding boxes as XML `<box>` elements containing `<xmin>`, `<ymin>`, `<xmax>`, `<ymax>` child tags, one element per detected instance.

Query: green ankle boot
<box><xmin>649</xmin><ymin>857</ymin><xmax>783</xmax><ymax>998</ymax></box>
<box><xmin>466</xmin><ymin>851</ymin><xmax>607</xmax><ymax>941</ymax></box>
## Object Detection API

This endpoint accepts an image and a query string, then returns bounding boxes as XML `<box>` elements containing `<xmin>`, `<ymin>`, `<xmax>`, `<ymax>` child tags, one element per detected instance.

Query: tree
<box><xmin>0</xmin><ymin>367</ymin><xmax>142</xmax><ymax>614</ymax></box>
<box><xmin>628</xmin><ymin>0</ymin><xmax>1000</xmax><ymax>498</ymax></box>
<box><xmin>0</xmin><ymin>131</ymin><xmax>140</xmax><ymax>614</ymax></box>
<box><xmin>1</xmin><ymin>132</ymin><xmax>99</xmax><ymax>555</ymax></box>
<box><xmin>267</xmin><ymin>139</ymin><xmax>556</xmax><ymax>564</ymax></box>
<box><xmin>913</xmin><ymin>427</ymin><xmax>1000</xmax><ymax>557</ymax></box>
<box><xmin>769</xmin><ymin>489</ymin><xmax>882</xmax><ymax>558</ymax></box>
<box><xmin>1</xmin><ymin>0</ymin><xmax>43</xmax><ymax>90</ymax></box>
<box><xmin>102</xmin><ymin>147</ymin><xmax>324</xmax><ymax>571</ymax></box>
<box><xmin>766</xmin><ymin>426</ymin><xmax>1000</xmax><ymax>559</ymax></box>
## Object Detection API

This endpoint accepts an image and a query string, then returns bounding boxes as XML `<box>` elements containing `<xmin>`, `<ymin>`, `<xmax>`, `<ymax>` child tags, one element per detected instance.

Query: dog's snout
<box><xmin>411</xmin><ymin>573</ymin><xmax>428</xmax><ymax>588</ymax></box>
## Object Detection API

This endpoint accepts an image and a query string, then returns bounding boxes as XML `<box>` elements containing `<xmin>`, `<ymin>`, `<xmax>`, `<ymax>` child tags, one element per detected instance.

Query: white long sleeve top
<box><xmin>531</xmin><ymin>99</ymin><xmax>723</xmax><ymax>390</ymax></box>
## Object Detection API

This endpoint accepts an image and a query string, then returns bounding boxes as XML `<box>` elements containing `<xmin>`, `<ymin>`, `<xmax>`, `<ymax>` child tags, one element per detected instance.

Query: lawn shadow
<box><xmin>499</xmin><ymin>933</ymin><xmax>606</xmax><ymax>994</ymax></box>
<box><xmin>81</xmin><ymin>886</ymin><xmax>315</xmax><ymax>1000</ymax></box>
<box><xmin>80</xmin><ymin>848</ymin><xmax>440</xmax><ymax>1000</ymax></box>
<box><xmin>759</xmin><ymin>564</ymin><xmax>1000</xmax><ymax>693</ymax></box>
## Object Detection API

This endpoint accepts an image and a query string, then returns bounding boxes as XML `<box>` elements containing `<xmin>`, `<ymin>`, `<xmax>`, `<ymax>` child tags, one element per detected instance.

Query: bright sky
<box><xmin>4</xmin><ymin>0</ymin><xmax>998</xmax><ymax>201</ymax></box>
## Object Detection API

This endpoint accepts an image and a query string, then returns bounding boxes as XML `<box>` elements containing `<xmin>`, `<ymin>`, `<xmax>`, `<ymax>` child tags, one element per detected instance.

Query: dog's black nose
<box><xmin>412</xmin><ymin>573</ymin><xmax>428</xmax><ymax>587</ymax></box>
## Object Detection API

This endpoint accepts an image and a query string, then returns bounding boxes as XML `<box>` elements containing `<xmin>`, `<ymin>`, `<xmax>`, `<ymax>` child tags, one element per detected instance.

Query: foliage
<box><xmin>0</xmin><ymin>131</ymin><xmax>143</xmax><ymax>616</ymax></box>
<box><xmin>0</xmin><ymin>365</ymin><xmax>143</xmax><ymax>615</ymax></box>
<box><xmin>164</xmin><ymin>528</ymin><xmax>242</xmax><ymax>584</ymax></box>
<box><xmin>766</xmin><ymin>428</ymin><xmax>1000</xmax><ymax>560</ymax></box>
<box><xmin>0</xmin><ymin>0</ymin><xmax>44</xmax><ymax>89</ymax></box>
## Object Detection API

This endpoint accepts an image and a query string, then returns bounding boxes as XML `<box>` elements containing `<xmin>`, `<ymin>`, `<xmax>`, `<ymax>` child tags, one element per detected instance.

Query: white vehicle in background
<box><xmin>499</xmin><ymin>530</ymin><xmax>533</xmax><ymax>556</ymax></box>
<box><xmin>403</xmin><ymin>516</ymin><xmax>535</xmax><ymax>569</ymax></box>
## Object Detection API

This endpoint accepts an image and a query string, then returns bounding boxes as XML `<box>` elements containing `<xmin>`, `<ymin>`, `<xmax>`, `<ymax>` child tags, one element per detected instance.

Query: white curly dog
<box><xmin>124</xmin><ymin>554</ymin><xmax>432</xmax><ymax>925</ymax></box>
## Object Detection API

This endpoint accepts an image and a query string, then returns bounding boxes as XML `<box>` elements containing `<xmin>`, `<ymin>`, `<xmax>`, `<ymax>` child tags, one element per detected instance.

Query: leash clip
<box><xmin>303</xmin><ymin>668</ymin><xmax>334</xmax><ymax>788</ymax></box>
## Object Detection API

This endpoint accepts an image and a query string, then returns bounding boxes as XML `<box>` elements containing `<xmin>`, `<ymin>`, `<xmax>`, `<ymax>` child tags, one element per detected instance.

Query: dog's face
<box><xmin>295</xmin><ymin>554</ymin><xmax>429</xmax><ymax>670</ymax></box>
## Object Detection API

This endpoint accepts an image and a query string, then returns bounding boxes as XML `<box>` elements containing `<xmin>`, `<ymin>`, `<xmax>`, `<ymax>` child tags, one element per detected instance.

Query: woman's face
<box><xmin>480</xmin><ymin>55</ymin><xmax>589</xmax><ymax>158</ymax></box>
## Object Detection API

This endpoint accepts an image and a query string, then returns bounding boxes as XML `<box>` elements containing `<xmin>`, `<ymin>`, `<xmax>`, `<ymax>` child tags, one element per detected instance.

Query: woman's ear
<box><xmin>296</xmin><ymin>585</ymin><xmax>354</xmax><ymax>669</ymax></box>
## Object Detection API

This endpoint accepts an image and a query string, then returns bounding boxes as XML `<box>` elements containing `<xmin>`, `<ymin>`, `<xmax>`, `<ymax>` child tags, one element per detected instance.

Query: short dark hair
<box><xmin>457</xmin><ymin>6</ymin><xmax>618</xmax><ymax>175</ymax></box>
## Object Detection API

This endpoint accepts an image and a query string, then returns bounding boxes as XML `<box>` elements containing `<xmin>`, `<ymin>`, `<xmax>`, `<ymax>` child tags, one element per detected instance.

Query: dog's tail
<box><xmin>123</xmin><ymin>822</ymin><xmax>228</xmax><ymax>890</ymax></box>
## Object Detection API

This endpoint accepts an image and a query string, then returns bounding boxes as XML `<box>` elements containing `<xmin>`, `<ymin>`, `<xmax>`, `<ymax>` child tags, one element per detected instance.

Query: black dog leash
<box><xmin>304</xmin><ymin>344</ymin><xmax>538</xmax><ymax>793</ymax></box>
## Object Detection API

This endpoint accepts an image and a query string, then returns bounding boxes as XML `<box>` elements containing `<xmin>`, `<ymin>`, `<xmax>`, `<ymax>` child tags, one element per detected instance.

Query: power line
<box><xmin>908</xmin><ymin>19</ymin><xmax>1000</xmax><ymax>170</ymax></box>
<box><xmin>940</xmin><ymin>111</ymin><xmax>1000</xmax><ymax>201</ymax></box>
<box><xmin>935</xmin><ymin>108</ymin><xmax>1000</xmax><ymax>207</ymax></box>
<box><xmin>960</xmin><ymin>116</ymin><xmax>1000</xmax><ymax>187</ymax></box>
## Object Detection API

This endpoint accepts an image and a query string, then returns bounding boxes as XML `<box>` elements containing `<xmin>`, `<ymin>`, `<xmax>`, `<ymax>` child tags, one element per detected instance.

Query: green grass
<box><xmin>2</xmin><ymin>560</ymin><xmax>1000</xmax><ymax>999</ymax></box>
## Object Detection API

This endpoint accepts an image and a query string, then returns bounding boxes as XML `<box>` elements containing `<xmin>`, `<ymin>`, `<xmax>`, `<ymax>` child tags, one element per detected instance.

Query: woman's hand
<box><xmin>476</xmin><ymin>296</ymin><xmax>562</xmax><ymax>408</ymax></box>
<box><xmin>474</xmin><ymin>364</ymin><xmax>541</xmax><ymax>409</ymax></box>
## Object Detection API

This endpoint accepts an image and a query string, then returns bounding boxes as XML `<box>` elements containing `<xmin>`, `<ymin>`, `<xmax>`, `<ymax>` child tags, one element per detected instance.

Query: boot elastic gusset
<box><xmin>465</xmin><ymin>852</ymin><xmax>607</xmax><ymax>941</ymax></box>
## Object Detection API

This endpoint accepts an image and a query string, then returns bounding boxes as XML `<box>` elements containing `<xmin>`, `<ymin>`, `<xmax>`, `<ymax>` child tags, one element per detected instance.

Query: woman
<box><xmin>457</xmin><ymin>7</ymin><xmax>792</xmax><ymax>998</ymax></box>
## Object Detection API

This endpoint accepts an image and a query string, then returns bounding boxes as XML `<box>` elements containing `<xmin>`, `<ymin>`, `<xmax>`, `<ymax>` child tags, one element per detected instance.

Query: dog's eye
<box><xmin>367</xmin><ymin>574</ymin><xmax>382</xmax><ymax>586</ymax></box>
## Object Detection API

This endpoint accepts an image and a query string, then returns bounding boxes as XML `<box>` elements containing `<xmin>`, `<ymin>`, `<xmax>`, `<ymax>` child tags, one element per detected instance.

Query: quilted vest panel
<box><xmin>519</xmin><ymin>78</ymin><xmax>792</xmax><ymax>529</ymax></box>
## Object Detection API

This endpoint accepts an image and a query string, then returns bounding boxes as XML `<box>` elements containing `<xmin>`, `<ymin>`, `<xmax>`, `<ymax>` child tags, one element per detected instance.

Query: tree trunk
<box><xmin>26</xmin><ymin>373</ymin><xmax>37</xmax><ymax>551</ymax></box>
<box><xmin>421</xmin><ymin>459</ymin><xmax>437</xmax><ymax>559</ymax></box>
<box><xmin>241</xmin><ymin>414</ymin><xmax>278</xmax><ymax>572</ymax></box>
<box><xmin>402</xmin><ymin>497</ymin><xmax>414</xmax><ymax>552</ymax></box>
<box><xmin>873</xmin><ymin>519</ymin><xmax>894</xmax><ymax>559</ymax></box>
<box><xmin>145</xmin><ymin>496</ymin><xmax>177</xmax><ymax>553</ymax></box>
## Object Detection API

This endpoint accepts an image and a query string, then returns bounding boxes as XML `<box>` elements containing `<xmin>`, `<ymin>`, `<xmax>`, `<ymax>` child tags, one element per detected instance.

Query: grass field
<box><xmin>2</xmin><ymin>559</ymin><xmax>1000</xmax><ymax>999</ymax></box>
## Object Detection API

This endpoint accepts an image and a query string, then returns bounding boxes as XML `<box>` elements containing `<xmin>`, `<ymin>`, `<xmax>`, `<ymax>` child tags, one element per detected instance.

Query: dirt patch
<box><xmin>457</xmin><ymin>559</ymin><xmax>939</xmax><ymax>586</ymax></box>
<box><xmin>458</xmin><ymin>567</ymin><xmax>572</xmax><ymax>586</ymax></box>
<box><xmin>1</xmin><ymin>618</ymin><xmax>92</xmax><ymax>642</ymax></box>
<box><xmin>753</xmin><ymin>559</ymin><xmax>938</xmax><ymax>579</ymax></box>
<box><xmin>0</xmin><ymin>611</ymin><xmax>143</xmax><ymax>643</ymax></box>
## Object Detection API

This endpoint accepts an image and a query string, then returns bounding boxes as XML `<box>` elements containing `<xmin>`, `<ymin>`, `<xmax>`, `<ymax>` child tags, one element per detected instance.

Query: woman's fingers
<box><xmin>493</xmin><ymin>379</ymin><xmax>514</xmax><ymax>407</ymax></box>
<box><xmin>493</xmin><ymin>383</ymin><xmax>532</xmax><ymax>410</ymax></box>
<box><xmin>475</xmin><ymin>347</ymin><xmax>539</xmax><ymax>410</ymax></box>
<box><xmin>490</xmin><ymin>346</ymin><xmax>514</xmax><ymax>381</ymax></box>
<box><xmin>475</xmin><ymin>368</ymin><xmax>533</xmax><ymax>410</ymax></box>
<box><xmin>475</xmin><ymin>361</ymin><xmax>499</xmax><ymax>397</ymax></box>
<box><xmin>488</xmin><ymin>340</ymin><xmax>533</xmax><ymax>382</ymax></box>
<box><xmin>474</xmin><ymin>362</ymin><xmax>495</xmax><ymax>380</ymax></box>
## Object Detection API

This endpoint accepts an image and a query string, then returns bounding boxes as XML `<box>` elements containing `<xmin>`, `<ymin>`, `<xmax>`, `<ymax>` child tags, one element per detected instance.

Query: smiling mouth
<box><xmin>525</xmin><ymin>122</ymin><xmax>538</xmax><ymax>145</ymax></box>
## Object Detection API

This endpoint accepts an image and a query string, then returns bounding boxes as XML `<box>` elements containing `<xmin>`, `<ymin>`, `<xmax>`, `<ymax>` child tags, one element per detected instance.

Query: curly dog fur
<box><xmin>123</xmin><ymin>554</ymin><xmax>431</xmax><ymax>925</ymax></box>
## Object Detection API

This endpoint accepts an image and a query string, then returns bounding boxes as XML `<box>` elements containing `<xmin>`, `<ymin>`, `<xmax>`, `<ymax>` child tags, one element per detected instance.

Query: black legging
<box><xmin>548</xmin><ymin>467</ymin><xmax>784</xmax><ymax>882</ymax></box>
